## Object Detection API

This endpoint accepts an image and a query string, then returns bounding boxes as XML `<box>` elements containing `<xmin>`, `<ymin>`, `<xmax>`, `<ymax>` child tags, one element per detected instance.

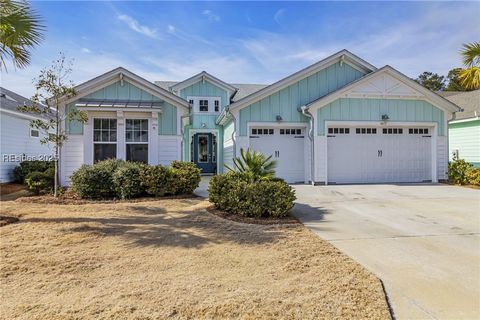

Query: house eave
<box><xmin>170</xmin><ymin>71</ymin><xmax>238</xmax><ymax>97</ymax></box>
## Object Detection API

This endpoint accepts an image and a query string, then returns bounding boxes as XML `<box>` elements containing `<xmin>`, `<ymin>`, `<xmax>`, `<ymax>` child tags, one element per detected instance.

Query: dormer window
<box><xmin>199</xmin><ymin>100</ymin><xmax>209</xmax><ymax>112</ymax></box>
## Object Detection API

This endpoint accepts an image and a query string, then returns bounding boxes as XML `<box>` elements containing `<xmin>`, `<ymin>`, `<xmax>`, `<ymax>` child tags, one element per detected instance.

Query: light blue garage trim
<box><xmin>317</xmin><ymin>98</ymin><xmax>445</xmax><ymax>136</ymax></box>
<box><xmin>238</xmin><ymin>62</ymin><xmax>365</xmax><ymax>136</ymax></box>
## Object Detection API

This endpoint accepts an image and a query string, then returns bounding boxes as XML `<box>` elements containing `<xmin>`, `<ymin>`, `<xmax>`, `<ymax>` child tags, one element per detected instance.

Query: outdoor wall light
<box><xmin>276</xmin><ymin>115</ymin><xmax>283</xmax><ymax>122</ymax></box>
<box><xmin>381</xmin><ymin>114</ymin><xmax>389</xmax><ymax>121</ymax></box>
<box><xmin>201</xmin><ymin>122</ymin><xmax>206</xmax><ymax>128</ymax></box>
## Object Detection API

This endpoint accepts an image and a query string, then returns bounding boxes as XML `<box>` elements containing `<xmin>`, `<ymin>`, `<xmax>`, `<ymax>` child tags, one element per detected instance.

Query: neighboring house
<box><xmin>58</xmin><ymin>50</ymin><xmax>460</xmax><ymax>185</ymax></box>
<box><xmin>439</xmin><ymin>90</ymin><xmax>480</xmax><ymax>167</ymax></box>
<box><xmin>0</xmin><ymin>87</ymin><xmax>52</xmax><ymax>183</ymax></box>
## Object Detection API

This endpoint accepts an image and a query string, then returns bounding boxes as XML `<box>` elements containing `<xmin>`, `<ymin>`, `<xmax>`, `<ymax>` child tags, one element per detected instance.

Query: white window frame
<box><xmin>187</xmin><ymin>96</ymin><xmax>222</xmax><ymax>114</ymax></box>
<box><xmin>92</xmin><ymin>117</ymin><xmax>118</xmax><ymax>163</ymax></box>
<box><xmin>125</xmin><ymin>118</ymin><xmax>149</xmax><ymax>163</ymax></box>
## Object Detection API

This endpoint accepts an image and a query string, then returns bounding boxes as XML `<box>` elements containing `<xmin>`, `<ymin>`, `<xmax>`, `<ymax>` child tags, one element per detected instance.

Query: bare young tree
<box><xmin>18</xmin><ymin>53</ymin><xmax>87</xmax><ymax>196</ymax></box>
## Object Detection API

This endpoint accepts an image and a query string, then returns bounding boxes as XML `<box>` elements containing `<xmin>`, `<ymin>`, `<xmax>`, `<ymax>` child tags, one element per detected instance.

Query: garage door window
<box><xmin>382</xmin><ymin>128</ymin><xmax>403</xmax><ymax>134</ymax></box>
<box><xmin>280</xmin><ymin>128</ymin><xmax>303</xmax><ymax>135</ymax></box>
<box><xmin>328</xmin><ymin>128</ymin><xmax>349</xmax><ymax>134</ymax></box>
<box><xmin>409</xmin><ymin>128</ymin><xmax>429</xmax><ymax>134</ymax></box>
<box><xmin>251</xmin><ymin>128</ymin><xmax>274</xmax><ymax>135</ymax></box>
<box><xmin>356</xmin><ymin>128</ymin><xmax>377</xmax><ymax>134</ymax></box>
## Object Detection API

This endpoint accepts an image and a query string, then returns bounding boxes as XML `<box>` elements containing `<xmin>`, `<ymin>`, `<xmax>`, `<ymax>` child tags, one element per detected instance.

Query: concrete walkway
<box><xmin>194</xmin><ymin>176</ymin><xmax>211</xmax><ymax>198</ymax></box>
<box><xmin>292</xmin><ymin>184</ymin><xmax>480</xmax><ymax>319</ymax></box>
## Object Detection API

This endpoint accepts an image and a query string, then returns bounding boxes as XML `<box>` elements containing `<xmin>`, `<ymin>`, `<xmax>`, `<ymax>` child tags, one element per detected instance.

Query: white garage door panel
<box><xmin>328</xmin><ymin>127</ymin><xmax>432</xmax><ymax>184</ymax></box>
<box><xmin>249</xmin><ymin>128</ymin><xmax>305</xmax><ymax>183</ymax></box>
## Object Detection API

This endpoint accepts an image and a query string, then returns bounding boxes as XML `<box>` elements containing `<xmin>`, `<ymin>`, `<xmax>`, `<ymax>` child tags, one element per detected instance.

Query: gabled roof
<box><xmin>62</xmin><ymin>67</ymin><xmax>189</xmax><ymax>109</ymax></box>
<box><xmin>169</xmin><ymin>71</ymin><xmax>238</xmax><ymax>96</ymax></box>
<box><xmin>306</xmin><ymin>65</ymin><xmax>462</xmax><ymax>113</ymax></box>
<box><xmin>0</xmin><ymin>87</ymin><xmax>48</xmax><ymax>119</ymax></box>
<box><xmin>227</xmin><ymin>49</ymin><xmax>377</xmax><ymax>111</ymax></box>
<box><xmin>155</xmin><ymin>81</ymin><xmax>268</xmax><ymax>102</ymax></box>
<box><xmin>438</xmin><ymin>90</ymin><xmax>479</xmax><ymax>120</ymax></box>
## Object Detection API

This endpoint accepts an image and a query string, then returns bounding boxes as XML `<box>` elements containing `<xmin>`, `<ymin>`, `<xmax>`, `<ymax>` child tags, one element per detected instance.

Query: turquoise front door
<box><xmin>193</xmin><ymin>133</ymin><xmax>216</xmax><ymax>173</ymax></box>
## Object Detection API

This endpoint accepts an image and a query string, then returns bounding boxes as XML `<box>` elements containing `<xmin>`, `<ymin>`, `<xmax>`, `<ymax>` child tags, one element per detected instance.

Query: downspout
<box><xmin>299</xmin><ymin>105</ymin><xmax>315</xmax><ymax>185</ymax></box>
<box><xmin>225</xmin><ymin>106</ymin><xmax>237</xmax><ymax>159</ymax></box>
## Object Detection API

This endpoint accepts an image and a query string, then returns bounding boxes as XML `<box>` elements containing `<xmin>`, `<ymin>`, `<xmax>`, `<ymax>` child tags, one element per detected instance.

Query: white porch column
<box><xmin>149</xmin><ymin>112</ymin><xmax>159</xmax><ymax>165</ymax></box>
<box><xmin>83</xmin><ymin>112</ymin><xmax>93</xmax><ymax>164</ymax></box>
<box><xmin>116</xmin><ymin>111</ymin><xmax>125</xmax><ymax>160</ymax></box>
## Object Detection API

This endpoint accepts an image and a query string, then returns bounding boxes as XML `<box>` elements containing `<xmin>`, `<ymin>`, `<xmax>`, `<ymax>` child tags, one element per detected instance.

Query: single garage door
<box><xmin>327</xmin><ymin>126</ymin><xmax>432</xmax><ymax>184</ymax></box>
<box><xmin>249</xmin><ymin>127</ymin><xmax>305</xmax><ymax>183</ymax></box>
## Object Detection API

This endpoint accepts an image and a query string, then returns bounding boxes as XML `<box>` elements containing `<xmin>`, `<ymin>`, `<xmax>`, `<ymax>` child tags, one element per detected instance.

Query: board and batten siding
<box><xmin>317</xmin><ymin>98</ymin><xmax>446</xmax><ymax>136</ymax></box>
<box><xmin>238</xmin><ymin>62</ymin><xmax>366</xmax><ymax>136</ymax></box>
<box><xmin>449</xmin><ymin>120</ymin><xmax>480</xmax><ymax>166</ymax></box>
<box><xmin>222</xmin><ymin>120</ymin><xmax>234</xmax><ymax>169</ymax></box>
<box><xmin>66</xmin><ymin>80</ymin><xmax>178</xmax><ymax>136</ymax></box>
<box><xmin>0</xmin><ymin>112</ymin><xmax>53</xmax><ymax>182</ymax></box>
<box><xmin>179</xmin><ymin>80</ymin><xmax>229</xmax><ymax>109</ymax></box>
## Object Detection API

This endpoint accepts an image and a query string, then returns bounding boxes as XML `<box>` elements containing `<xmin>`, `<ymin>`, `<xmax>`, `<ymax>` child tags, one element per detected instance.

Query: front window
<box><xmin>214</xmin><ymin>100</ymin><xmax>219</xmax><ymax>112</ymax></box>
<box><xmin>93</xmin><ymin>118</ymin><xmax>117</xmax><ymax>162</ymax></box>
<box><xmin>199</xmin><ymin>100</ymin><xmax>208</xmax><ymax>112</ymax></box>
<box><xmin>125</xmin><ymin>119</ymin><xmax>148</xmax><ymax>163</ymax></box>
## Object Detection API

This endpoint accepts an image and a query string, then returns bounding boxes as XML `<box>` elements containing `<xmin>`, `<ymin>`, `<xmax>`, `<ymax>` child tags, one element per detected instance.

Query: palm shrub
<box><xmin>458</xmin><ymin>42</ymin><xmax>480</xmax><ymax>90</ymax></box>
<box><xmin>224</xmin><ymin>148</ymin><xmax>277</xmax><ymax>181</ymax></box>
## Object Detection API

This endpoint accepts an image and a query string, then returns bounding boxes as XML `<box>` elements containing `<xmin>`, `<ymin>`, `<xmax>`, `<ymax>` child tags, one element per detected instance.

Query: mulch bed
<box><xmin>206</xmin><ymin>205</ymin><xmax>300</xmax><ymax>226</ymax></box>
<box><xmin>0</xmin><ymin>183</ymin><xmax>25</xmax><ymax>196</ymax></box>
<box><xmin>0</xmin><ymin>216</ymin><xmax>19</xmax><ymax>227</ymax></box>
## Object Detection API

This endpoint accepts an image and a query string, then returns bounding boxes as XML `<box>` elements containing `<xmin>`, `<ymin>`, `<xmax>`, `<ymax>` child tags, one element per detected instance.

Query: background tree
<box><xmin>18</xmin><ymin>54</ymin><xmax>87</xmax><ymax>196</ymax></box>
<box><xmin>445</xmin><ymin>68</ymin><xmax>468</xmax><ymax>91</ymax></box>
<box><xmin>415</xmin><ymin>71</ymin><xmax>446</xmax><ymax>91</ymax></box>
<box><xmin>0</xmin><ymin>0</ymin><xmax>45</xmax><ymax>70</ymax></box>
<box><xmin>458</xmin><ymin>42</ymin><xmax>480</xmax><ymax>90</ymax></box>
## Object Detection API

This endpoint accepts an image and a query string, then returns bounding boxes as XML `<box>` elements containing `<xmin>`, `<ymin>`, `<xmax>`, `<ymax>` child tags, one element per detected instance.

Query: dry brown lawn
<box><xmin>0</xmin><ymin>197</ymin><xmax>390</xmax><ymax>319</ymax></box>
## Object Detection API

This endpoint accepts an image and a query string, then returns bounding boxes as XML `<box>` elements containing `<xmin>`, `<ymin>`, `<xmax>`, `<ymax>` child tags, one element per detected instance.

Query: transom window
<box><xmin>280</xmin><ymin>128</ymin><xmax>303</xmax><ymax>135</ymax></box>
<box><xmin>126</xmin><ymin>119</ymin><xmax>148</xmax><ymax>163</ymax></box>
<box><xmin>409</xmin><ymin>128</ymin><xmax>429</xmax><ymax>135</ymax></box>
<box><xmin>93</xmin><ymin>118</ymin><xmax>117</xmax><ymax>163</ymax></box>
<box><xmin>251</xmin><ymin>128</ymin><xmax>274</xmax><ymax>135</ymax></box>
<box><xmin>382</xmin><ymin>128</ymin><xmax>403</xmax><ymax>134</ymax></box>
<box><xmin>199</xmin><ymin>100</ymin><xmax>209</xmax><ymax>112</ymax></box>
<box><xmin>356</xmin><ymin>128</ymin><xmax>377</xmax><ymax>134</ymax></box>
<box><xmin>328</xmin><ymin>127</ymin><xmax>350</xmax><ymax>134</ymax></box>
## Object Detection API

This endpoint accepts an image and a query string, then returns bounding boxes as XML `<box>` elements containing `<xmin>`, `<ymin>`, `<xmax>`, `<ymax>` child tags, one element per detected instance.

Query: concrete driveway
<box><xmin>292</xmin><ymin>184</ymin><xmax>480</xmax><ymax>320</ymax></box>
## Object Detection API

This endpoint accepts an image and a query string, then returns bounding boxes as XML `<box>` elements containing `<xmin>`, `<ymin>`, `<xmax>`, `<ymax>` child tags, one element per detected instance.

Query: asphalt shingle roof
<box><xmin>438</xmin><ymin>90</ymin><xmax>480</xmax><ymax>120</ymax></box>
<box><xmin>0</xmin><ymin>87</ymin><xmax>34</xmax><ymax>113</ymax></box>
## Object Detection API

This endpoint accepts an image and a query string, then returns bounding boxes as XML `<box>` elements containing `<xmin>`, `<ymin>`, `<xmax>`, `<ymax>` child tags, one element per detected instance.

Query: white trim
<box><xmin>187</xmin><ymin>96</ymin><xmax>221</xmax><ymax>115</ymax></box>
<box><xmin>170</xmin><ymin>71</ymin><xmax>237</xmax><ymax>97</ymax></box>
<box><xmin>61</xmin><ymin>67</ymin><xmax>189</xmax><ymax>109</ymax></box>
<box><xmin>76</xmin><ymin>106</ymin><xmax>162</xmax><ymax>113</ymax></box>
<box><xmin>323</xmin><ymin>120</ymin><xmax>438</xmax><ymax>183</ymax></box>
<box><xmin>449</xmin><ymin>117</ymin><xmax>480</xmax><ymax>124</ymax></box>
<box><xmin>307</xmin><ymin>66</ymin><xmax>461</xmax><ymax>114</ymax></box>
<box><xmin>228</xmin><ymin>50</ymin><xmax>376</xmax><ymax>112</ymax></box>
<box><xmin>187</xmin><ymin>129</ymin><xmax>220</xmax><ymax>174</ymax></box>
<box><xmin>0</xmin><ymin>108</ymin><xmax>47</xmax><ymax>121</ymax></box>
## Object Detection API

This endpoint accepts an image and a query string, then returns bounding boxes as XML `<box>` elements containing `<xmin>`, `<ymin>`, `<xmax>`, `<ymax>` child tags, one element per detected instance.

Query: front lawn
<box><xmin>0</xmin><ymin>198</ymin><xmax>390</xmax><ymax>319</ymax></box>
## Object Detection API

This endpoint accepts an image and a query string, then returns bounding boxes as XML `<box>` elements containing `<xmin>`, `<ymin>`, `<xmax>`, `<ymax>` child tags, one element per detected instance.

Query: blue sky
<box><xmin>2</xmin><ymin>1</ymin><xmax>479</xmax><ymax>97</ymax></box>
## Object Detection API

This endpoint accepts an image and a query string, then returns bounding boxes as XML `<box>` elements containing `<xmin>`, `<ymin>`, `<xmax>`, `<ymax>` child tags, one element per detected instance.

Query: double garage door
<box><xmin>327</xmin><ymin>126</ymin><xmax>433</xmax><ymax>184</ymax></box>
<box><xmin>249</xmin><ymin>127</ymin><xmax>305</xmax><ymax>183</ymax></box>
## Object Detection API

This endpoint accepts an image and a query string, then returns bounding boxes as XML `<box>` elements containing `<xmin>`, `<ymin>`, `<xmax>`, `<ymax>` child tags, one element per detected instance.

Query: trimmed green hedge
<box><xmin>13</xmin><ymin>160</ymin><xmax>54</xmax><ymax>183</ymax></box>
<box><xmin>25</xmin><ymin>170</ymin><xmax>54</xmax><ymax>195</ymax></box>
<box><xmin>208</xmin><ymin>172</ymin><xmax>296</xmax><ymax>218</ymax></box>
<box><xmin>70</xmin><ymin>160</ymin><xmax>201</xmax><ymax>199</ymax></box>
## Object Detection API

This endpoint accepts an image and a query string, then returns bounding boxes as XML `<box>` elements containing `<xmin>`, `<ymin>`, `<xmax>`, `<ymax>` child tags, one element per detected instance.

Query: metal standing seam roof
<box><xmin>438</xmin><ymin>90</ymin><xmax>480</xmax><ymax>120</ymax></box>
<box><xmin>154</xmin><ymin>81</ymin><xmax>268</xmax><ymax>102</ymax></box>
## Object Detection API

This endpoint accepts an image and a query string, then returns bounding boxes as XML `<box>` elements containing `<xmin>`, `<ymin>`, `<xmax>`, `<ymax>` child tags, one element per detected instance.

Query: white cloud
<box><xmin>202</xmin><ymin>9</ymin><xmax>220</xmax><ymax>22</ymax></box>
<box><xmin>117</xmin><ymin>14</ymin><xmax>161</xmax><ymax>39</ymax></box>
<box><xmin>81</xmin><ymin>48</ymin><xmax>91</xmax><ymax>53</ymax></box>
<box><xmin>166</xmin><ymin>24</ymin><xmax>212</xmax><ymax>45</ymax></box>
<box><xmin>274</xmin><ymin>9</ymin><xmax>285</xmax><ymax>25</ymax></box>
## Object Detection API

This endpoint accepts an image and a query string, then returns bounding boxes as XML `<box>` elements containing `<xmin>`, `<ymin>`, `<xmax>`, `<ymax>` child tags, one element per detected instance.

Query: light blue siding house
<box><xmin>59</xmin><ymin>50</ymin><xmax>460</xmax><ymax>185</ymax></box>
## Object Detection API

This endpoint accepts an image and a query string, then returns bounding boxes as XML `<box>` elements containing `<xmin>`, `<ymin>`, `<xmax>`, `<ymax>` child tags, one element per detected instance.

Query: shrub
<box><xmin>141</xmin><ymin>165</ymin><xmax>175</xmax><ymax>196</ymax></box>
<box><xmin>208</xmin><ymin>172</ymin><xmax>296</xmax><ymax>218</ymax></box>
<box><xmin>224</xmin><ymin>148</ymin><xmax>277</xmax><ymax>181</ymax></box>
<box><xmin>25</xmin><ymin>171</ymin><xmax>54</xmax><ymax>195</ymax></box>
<box><xmin>465</xmin><ymin>167</ymin><xmax>480</xmax><ymax>186</ymax></box>
<box><xmin>113</xmin><ymin>162</ymin><xmax>145</xmax><ymax>199</ymax></box>
<box><xmin>13</xmin><ymin>160</ymin><xmax>54</xmax><ymax>183</ymax></box>
<box><xmin>448</xmin><ymin>159</ymin><xmax>473</xmax><ymax>185</ymax></box>
<box><xmin>170</xmin><ymin>161</ymin><xmax>201</xmax><ymax>194</ymax></box>
<box><xmin>70</xmin><ymin>159</ymin><xmax>125</xmax><ymax>199</ymax></box>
